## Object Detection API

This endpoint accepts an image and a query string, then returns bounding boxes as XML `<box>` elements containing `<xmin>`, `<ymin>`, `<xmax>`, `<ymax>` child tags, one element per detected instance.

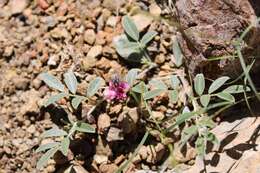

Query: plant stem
<box><xmin>115</xmin><ymin>131</ymin><xmax>149</xmax><ymax>173</ymax></box>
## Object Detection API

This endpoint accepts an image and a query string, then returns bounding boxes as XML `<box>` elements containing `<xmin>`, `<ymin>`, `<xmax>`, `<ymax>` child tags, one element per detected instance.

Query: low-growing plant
<box><xmin>36</xmin><ymin>71</ymin><xmax>104</xmax><ymax>169</ymax></box>
<box><xmin>35</xmin><ymin>15</ymin><xmax>259</xmax><ymax>172</ymax></box>
<box><xmin>113</xmin><ymin>15</ymin><xmax>157</xmax><ymax>64</ymax></box>
<box><xmin>129</xmin><ymin>70</ymin><xmax>251</xmax><ymax>156</ymax></box>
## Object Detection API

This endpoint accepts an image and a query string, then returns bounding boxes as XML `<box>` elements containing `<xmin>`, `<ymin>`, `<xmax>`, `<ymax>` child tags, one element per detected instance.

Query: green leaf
<box><xmin>143</xmin><ymin>89</ymin><xmax>165</xmax><ymax>100</ymax></box>
<box><xmin>208</xmin><ymin>76</ymin><xmax>230</xmax><ymax>94</ymax></box>
<box><xmin>172</xmin><ymin>36</ymin><xmax>183</xmax><ymax>67</ymax></box>
<box><xmin>175</xmin><ymin>112</ymin><xmax>194</xmax><ymax>123</ymax></box>
<box><xmin>35</xmin><ymin>142</ymin><xmax>60</xmax><ymax>153</ymax></box>
<box><xmin>113</xmin><ymin>35</ymin><xmax>141</xmax><ymax>58</ymax></box>
<box><xmin>44</xmin><ymin>93</ymin><xmax>67</xmax><ymax>107</ymax></box>
<box><xmin>64</xmin><ymin>70</ymin><xmax>78</xmax><ymax>94</ymax></box>
<box><xmin>125</xmin><ymin>68</ymin><xmax>140</xmax><ymax>86</ymax></box>
<box><xmin>181</xmin><ymin>125</ymin><xmax>198</xmax><ymax>144</ymax></box>
<box><xmin>165</xmin><ymin>110</ymin><xmax>205</xmax><ymax>133</ymax></box>
<box><xmin>223</xmin><ymin>85</ymin><xmax>251</xmax><ymax>94</ymax></box>
<box><xmin>199</xmin><ymin>117</ymin><xmax>215</xmax><ymax>128</ymax></box>
<box><xmin>149</xmin><ymin>79</ymin><xmax>167</xmax><ymax>90</ymax></box>
<box><xmin>132</xmin><ymin>82</ymin><xmax>148</xmax><ymax>93</ymax></box>
<box><xmin>41</xmin><ymin>127</ymin><xmax>67</xmax><ymax>138</ymax></box>
<box><xmin>200</xmin><ymin>94</ymin><xmax>210</xmax><ymax>107</ymax></box>
<box><xmin>170</xmin><ymin>75</ymin><xmax>180</xmax><ymax>89</ymax></box>
<box><xmin>194</xmin><ymin>74</ymin><xmax>205</xmax><ymax>96</ymax></box>
<box><xmin>87</xmin><ymin>77</ymin><xmax>104</xmax><ymax>97</ymax></box>
<box><xmin>36</xmin><ymin>147</ymin><xmax>59</xmax><ymax>169</ymax></box>
<box><xmin>140</xmin><ymin>31</ymin><xmax>157</xmax><ymax>45</ymax></box>
<box><xmin>40</xmin><ymin>73</ymin><xmax>65</xmax><ymax>92</ymax></box>
<box><xmin>207</xmin><ymin>101</ymin><xmax>231</xmax><ymax>110</ymax></box>
<box><xmin>169</xmin><ymin>90</ymin><xmax>178</xmax><ymax>103</ymax></box>
<box><xmin>122</xmin><ymin>16</ymin><xmax>139</xmax><ymax>41</ymax></box>
<box><xmin>195</xmin><ymin>136</ymin><xmax>205</xmax><ymax>156</ymax></box>
<box><xmin>216</xmin><ymin>92</ymin><xmax>235</xmax><ymax>102</ymax></box>
<box><xmin>207</xmin><ymin>132</ymin><xmax>219</xmax><ymax>145</ymax></box>
<box><xmin>60</xmin><ymin>137</ymin><xmax>70</xmax><ymax>156</ymax></box>
<box><xmin>71</xmin><ymin>96</ymin><xmax>85</xmax><ymax>109</ymax></box>
<box><xmin>75</xmin><ymin>122</ymin><xmax>95</xmax><ymax>133</ymax></box>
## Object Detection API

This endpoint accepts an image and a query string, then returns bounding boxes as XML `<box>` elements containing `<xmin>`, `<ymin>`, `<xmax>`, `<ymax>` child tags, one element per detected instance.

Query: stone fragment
<box><xmin>51</xmin><ymin>27</ymin><xmax>70</xmax><ymax>39</ymax></box>
<box><xmin>57</xmin><ymin>2</ymin><xmax>68</xmax><ymax>16</ymax></box>
<box><xmin>37</xmin><ymin>0</ymin><xmax>49</xmax><ymax>10</ymax></box>
<box><xmin>149</xmin><ymin>3</ymin><xmax>161</xmax><ymax>16</ymax></box>
<box><xmin>87</xmin><ymin>45</ymin><xmax>102</xmax><ymax>59</ymax></box>
<box><xmin>41</xmin><ymin>16</ymin><xmax>58</xmax><ymax>28</ymax></box>
<box><xmin>47</xmin><ymin>55</ymin><xmax>59</xmax><ymax>66</ymax></box>
<box><xmin>97</xmin><ymin>113</ymin><xmax>110</xmax><ymax>133</ymax></box>
<box><xmin>94</xmin><ymin>154</ymin><xmax>108</xmax><ymax>164</ymax></box>
<box><xmin>183</xmin><ymin>117</ymin><xmax>260</xmax><ymax>173</ymax></box>
<box><xmin>118</xmin><ymin>108</ymin><xmax>139</xmax><ymax>134</ymax></box>
<box><xmin>132</xmin><ymin>14</ymin><xmax>153</xmax><ymax>32</ymax></box>
<box><xmin>10</xmin><ymin>0</ymin><xmax>28</xmax><ymax>14</ymax></box>
<box><xmin>151</xmin><ymin>111</ymin><xmax>165</xmax><ymax>121</ymax></box>
<box><xmin>106</xmin><ymin>16</ymin><xmax>117</xmax><ymax>27</ymax></box>
<box><xmin>173</xmin><ymin>143</ymin><xmax>197</xmax><ymax>163</ymax></box>
<box><xmin>12</xmin><ymin>77</ymin><xmax>29</xmax><ymax>90</ymax></box>
<box><xmin>3</xmin><ymin>46</ymin><xmax>14</xmax><ymax>57</ymax></box>
<box><xmin>99</xmin><ymin>163</ymin><xmax>118</xmax><ymax>173</ymax></box>
<box><xmin>84</xmin><ymin>29</ymin><xmax>96</xmax><ymax>45</ymax></box>
<box><xmin>102</xmin><ymin>0</ymin><xmax>125</xmax><ymax>11</ymax></box>
<box><xmin>106</xmin><ymin>127</ymin><xmax>123</xmax><ymax>142</ymax></box>
<box><xmin>73</xmin><ymin>165</ymin><xmax>89</xmax><ymax>173</ymax></box>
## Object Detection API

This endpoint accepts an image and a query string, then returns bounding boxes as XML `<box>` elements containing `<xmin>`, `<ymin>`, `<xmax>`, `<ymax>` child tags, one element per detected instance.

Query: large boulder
<box><xmin>169</xmin><ymin>0</ymin><xmax>260</xmax><ymax>78</ymax></box>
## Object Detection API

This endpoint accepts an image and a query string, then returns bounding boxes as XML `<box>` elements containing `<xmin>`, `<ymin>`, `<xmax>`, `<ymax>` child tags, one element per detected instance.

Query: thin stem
<box><xmin>209</xmin><ymin>92</ymin><xmax>260</xmax><ymax>118</ymax></box>
<box><xmin>144</xmin><ymin>100</ymin><xmax>162</xmax><ymax>131</ymax></box>
<box><xmin>235</xmin><ymin>44</ymin><xmax>260</xmax><ymax>101</ymax></box>
<box><xmin>115</xmin><ymin>131</ymin><xmax>149</xmax><ymax>173</ymax></box>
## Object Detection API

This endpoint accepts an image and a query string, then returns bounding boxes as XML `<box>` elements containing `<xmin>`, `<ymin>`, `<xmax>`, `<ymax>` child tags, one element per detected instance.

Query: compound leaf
<box><xmin>36</xmin><ymin>147</ymin><xmax>59</xmax><ymax>169</ymax></box>
<box><xmin>170</xmin><ymin>75</ymin><xmax>180</xmax><ymax>89</ymax></box>
<box><xmin>87</xmin><ymin>77</ymin><xmax>104</xmax><ymax>97</ymax></box>
<box><xmin>208</xmin><ymin>76</ymin><xmax>230</xmax><ymax>94</ymax></box>
<box><xmin>75</xmin><ymin>122</ymin><xmax>95</xmax><ymax>133</ymax></box>
<box><xmin>169</xmin><ymin>90</ymin><xmax>178</xmax><ymax>103</ymax></box>
<box><xmin>194</xmin><ymin>74</ymin><xmax>205</xmax><ymax>96</ymax></box>
<box><xmin>200</xmin><ymin>94</ymin><xmax>210</xmax><ymax>107</ymax></box>
<box><xmin>35</xmin><ymin>142</ymin><xmax>60</xmax><ymax>153</ymax></box>
<box><xmin>143</xmin><ymin>89</ymin><xmax>165</xmax><ymax>100</ymax></box>
<box><xmin>60</xmin><ymin>137</ymin><xmax>70</xmax><ymax>156</ymax></box>
<box><xmin>40</xmin><ymin>73</ymin><xmax>65</xmax><ymax>92</ymax></box>
<box><xmin>41</xmin><ymin>127</ymin><xmax>67</xmax><ymax>138</ymax></box>
<box><xmin>122</xmin><ymin>16</ymin><xmax>139</xmax><ymax>41</ymax></box>
<box><xmin>64</xmin><ymin>70</ymin><xmax>78</xmax><ymax>94</ymax></box>
<box><xmin>44</xmin><ymin>92</ymin><xmax>67</xmax><ymax>107</ymax></box>
<box><xmin>125</xmin><ymin>68</ymin><xmax>140</xmax><ymax>86</ymax></box>
<box><xmin>223</xmin><ymin>85</ymin><xmax>250</xmax><ymax>94</ymax></box>
<box><xmin>172</xmin><ymin>36</ymin><xmax>183</xmax><ymax>67</ymax></box>
<box><xmin>140</xmin><ymin>31</ymin><xmax>157</xmax><ymax>45</ymax></box>
<box><xmin>216</xmin><ymin>92</ymin><xmax>235</xmax><ymax>102</ymax></box>
<box><xmin>71</xmin><ymin>96</ymin><xmax>85</xmax><ymax>109</ymax></box>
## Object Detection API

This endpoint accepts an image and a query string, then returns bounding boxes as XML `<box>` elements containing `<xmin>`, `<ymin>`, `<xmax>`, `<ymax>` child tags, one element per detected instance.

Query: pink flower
<box><xmin>104</xmin><ymin>77</ymin><xmax>130</xmax><ymax>101</ymax></box>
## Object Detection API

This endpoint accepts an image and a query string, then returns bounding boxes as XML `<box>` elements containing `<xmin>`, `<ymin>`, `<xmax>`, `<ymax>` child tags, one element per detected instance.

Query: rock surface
<box><xmin>172</xmin><ymin>0</ymin><xmax>260</xmax><ymax>78</ymax></box>
<box><xmin>182</xmin><ymin>117</ymin><xmax>260</xmax><ymax>173</ymax></box>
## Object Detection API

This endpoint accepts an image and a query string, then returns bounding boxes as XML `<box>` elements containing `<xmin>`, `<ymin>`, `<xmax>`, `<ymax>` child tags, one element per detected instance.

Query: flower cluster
<box><xmin>104</xmin><ymin>76</ymin><xmax>130</xmax><ymax>101</ymax></box>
